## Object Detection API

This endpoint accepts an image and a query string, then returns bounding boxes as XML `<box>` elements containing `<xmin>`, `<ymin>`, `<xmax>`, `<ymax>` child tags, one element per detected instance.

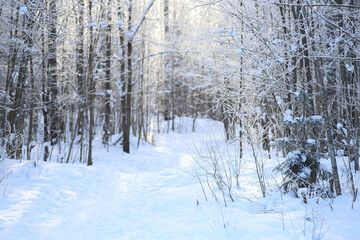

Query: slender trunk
<box><xmin>103</xmin><ymin>0</ymin><xmax>112</xmax><ymax>146</ymax></box>
<box><xmin>41</xmin><ymin>27</ymin><xmax>50</xmax><ymax>161</ymax></box>
<box><xmin>163</xmin><ymin>0</ymin><xmax>171</xmax><ymax>121</ymax></box>
<box><xmin>77</xmin><ymin>0</ymin><xmax>85</xmax><ymax>136</ymax></box>
<box><xmin>26</xmin><ymin>1</ymin><xmax>35</xmax><ymax>160</ymax></box>
<box><xmin>48</xmin><ymin>0</ymin><xmax>58</xmax><ymax>146</ymax></box>
<box><xmin>315</xmin><ymin>59</ymin><xmax>341</xmax><ymax>196</ymax></box>
<box><xmin>27</xmin><ymin>51</ymin><xmax>35</xmax><ymax>160</ymax></box>
<box><xmin>123</xmin><ymin>1</ymin><xmax>133</xmax><ymax>153</ymax></box>
<box><xmin>118</xmin><ymin>4</ymin><xmax>127</xmax><ymax>152</ymax></box>
<box><xmin>351</xmin><ymin>76</ymin><xmax>360</xmax><ymax>173</ymax></box>
<box><xmin>298</xmin><ymin>3</ymin><xmax>313</xmax><ymax>116</ymax></box>
<box><xmin>87</xmin><ymin>0</ymin><xmax>95</xmax><ymax>166</ymax></box>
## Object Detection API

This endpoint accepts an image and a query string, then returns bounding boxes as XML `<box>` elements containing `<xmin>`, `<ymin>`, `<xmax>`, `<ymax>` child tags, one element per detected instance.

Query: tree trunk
<box><xmin>48</xmin><ymin>0</ymin><xmax>58</xmax><ymax>146</ymax></box>
<box><xmin>315</xmin><ymin>59</ymin><xmax>342</xmax><ymax>196</ymax></box>
<box><xmin>75</xmin><ymin>0</ymin><xmax>86</xmax><ymax>162</ymax></box>
<box><xmin>87</xmin><ymin>0</ymin><xmax>95</xmax><ymax>166</ymax></box>
<box><xmin>103</xmin><ymin>0</ymin><xmax>112</xmax><ymax>146</ymax></box>
<box><xmin>118</xmin><ymin>4</ymin><xmax>127</xmax><ymax>153</ymax></box>
<box><xmin>163</xmin><ymin>0</ymin><xmax>171</xmax><ymax>121</ymax></box>
<box><xmin>123</xmin><ymin>1</ymin><xmax>133</xmax><ymax>153</ymax></box>
<box><xmin>26</xmin><ymin>10</ymin><xmax>35</xmax><ymax>160</ymax></box>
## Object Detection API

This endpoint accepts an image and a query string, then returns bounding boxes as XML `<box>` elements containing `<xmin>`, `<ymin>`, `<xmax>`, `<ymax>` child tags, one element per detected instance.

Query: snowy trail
<box><xmin>0</xmin><ymin>127</ymin><xmax>238</xmax><ymax>240</ymax></box>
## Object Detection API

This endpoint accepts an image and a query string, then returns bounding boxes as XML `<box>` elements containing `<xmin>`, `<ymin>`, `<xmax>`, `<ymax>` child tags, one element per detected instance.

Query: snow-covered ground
<box><xmin>0</xmin><ymin>118</ymin><xmax>359</xmax><ymax>240</ymax></box>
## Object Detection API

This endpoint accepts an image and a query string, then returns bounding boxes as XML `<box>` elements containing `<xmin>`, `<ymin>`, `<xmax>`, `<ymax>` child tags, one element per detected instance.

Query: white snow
<box><xmin>290</xmin><ymin>44</ymin><xmax>297</xmax><ymax>52</ymax></box>
<box><xmin>236</xmin><ymin>48</ymin><xmax>244</xmax><ymax>54</ymax></box>
<box><xmin>306</xmin><ymin>139</ymin><xmax>316</xmax><ymax>145</ymax></box>
<box><xmin>283</xmin><ymin>109</ymin><xmax>293</xmax><ymax>122</ymax></box>
<box><xmin>0</xmin><ymin>118</ymin><xmax>359</xmax><ymax>240</ymax></box>
<box><xmin>310</xmin><ymin>115</ymin><xmax>322</xmax><ymax>121</ymax></box>
<box><xmin>114</xmin><ymin>20</ymin><xmax>124</xmax><ymax>26</ymax></box>
<box><xmin>272</xmin><ymin>39</ymin><xmax>282</xmax><ymax>44</ymax></box>
<box><xmin>345</xmin><ymin>64</ymin><xmax>354</xmax><ymax>72</ymax></box>
<box><xmin>86</xmin><ymin>22</ymin><xmax>98</xmax><ymax>28</ymax></box>
<box><xmin>19</xmin><ymin>7</ymin><xmax>27</xmax><ymax>15</ymax></box>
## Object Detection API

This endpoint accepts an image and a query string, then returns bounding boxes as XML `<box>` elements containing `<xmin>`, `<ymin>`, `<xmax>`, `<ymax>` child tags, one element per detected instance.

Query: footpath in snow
<box><xmin>0</xmin><ymin>118</ymin><xmax>359</xmax><ymax>240</ymax></box>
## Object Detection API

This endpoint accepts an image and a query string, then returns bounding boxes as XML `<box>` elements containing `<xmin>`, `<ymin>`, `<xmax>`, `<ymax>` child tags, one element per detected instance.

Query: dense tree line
<box><xmin>1</xmin><ymin>0</ymin><xmax>359</xmax><ymax>201</ymax></box>
<box><xmin>0</xmin><ymin>0</ymin><xmax>206</xmax><ymax>165</ymax></box>
<box><xmin>192</xmin><ymin>0</ymin><xmax>360</xmax><ymax>199</ymax></box>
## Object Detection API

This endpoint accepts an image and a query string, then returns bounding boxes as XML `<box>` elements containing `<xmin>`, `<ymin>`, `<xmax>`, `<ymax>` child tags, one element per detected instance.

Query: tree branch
<box><xmin>129</xmin><ymin>0</ymin><xmax>156</xmax><ymax>39</ymax></box>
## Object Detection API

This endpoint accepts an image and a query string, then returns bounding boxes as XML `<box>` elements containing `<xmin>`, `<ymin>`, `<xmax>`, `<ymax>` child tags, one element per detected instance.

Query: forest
<box><xmin>1</xmin><ymin>0</ymin><xmax>360</xmax><ymax>239</ymax></box>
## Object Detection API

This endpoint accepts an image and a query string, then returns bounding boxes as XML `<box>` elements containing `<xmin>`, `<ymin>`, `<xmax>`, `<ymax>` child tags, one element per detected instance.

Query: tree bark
<box><xmin>123</xmin><ymin>0</ymin><xmax>133</xmax><ymax>153</ymax></box>
<box><xmin>48</xmin><ymin>0</ymin><xmax>59</xmax><ymax>146</ymax></box>
<box><xmin>103</xmin><ymin>0</ymin><xmax>112</xmax><ymax>146</ymax></box>
<box><xmin>315</xmin><ymin>59</ymin><xmax>342</xmax><ymax>196</ymax></box>
<box><xmin>87</xmin><ymin>0</ymin><xmax>95</xmax><ymax>166</ymax></box>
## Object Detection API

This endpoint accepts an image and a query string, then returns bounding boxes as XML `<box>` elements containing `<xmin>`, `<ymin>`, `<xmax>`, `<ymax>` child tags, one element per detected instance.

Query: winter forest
<box><xmin>1</xmin><ymin>0</ymin><xmax>360</xmax><ymax>239</ymax></box>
